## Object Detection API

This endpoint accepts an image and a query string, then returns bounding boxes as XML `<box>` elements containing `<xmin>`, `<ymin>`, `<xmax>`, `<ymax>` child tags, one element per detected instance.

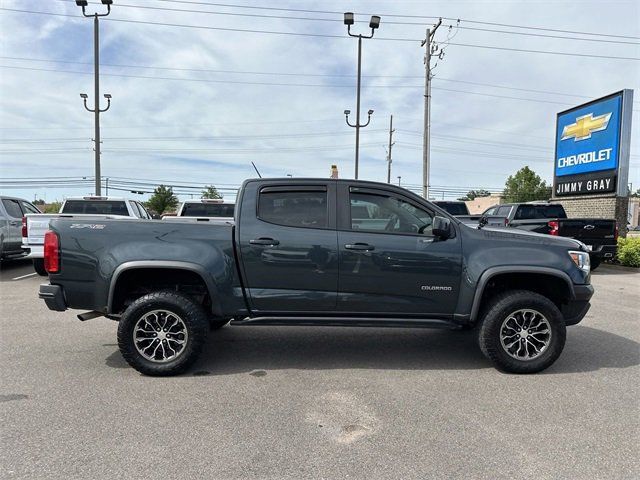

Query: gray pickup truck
<box><xmin>39</xmin><ymin>179</ymin><xmax>594</xmax><ymax>376</ymax></box>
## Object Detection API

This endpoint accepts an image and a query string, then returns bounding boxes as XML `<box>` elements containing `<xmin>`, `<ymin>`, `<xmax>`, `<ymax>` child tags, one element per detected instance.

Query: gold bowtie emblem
<box><xmin>561</xmin><ymin>112</ymin><xmax>612</xmax><ymax>141</ymax></box>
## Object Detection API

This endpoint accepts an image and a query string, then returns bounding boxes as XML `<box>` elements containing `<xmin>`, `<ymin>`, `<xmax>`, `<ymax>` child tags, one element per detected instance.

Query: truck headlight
<box><xmin>569</xmin><ymin>250</ymin><xmax>590</xmax><ymax>274</ymax></box>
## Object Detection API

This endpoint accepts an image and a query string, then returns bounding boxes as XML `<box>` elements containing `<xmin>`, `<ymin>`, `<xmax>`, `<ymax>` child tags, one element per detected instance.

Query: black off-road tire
<box><xmin>589</xmin><ymin>255</ymin><xmax>601</xmax><ymax>271</ymax></box>
<box><xmin>478</xmin><ymin>290</ymin><xmax>566</xmax><ymax>374</ymax></box>
<box><xmin>33</xmin><ymin>258</ymin><xmax>47</xmax><ymax>276</ymax></box>
<box><xmin>117</xmin><ymin>291</ymin><xmax>208</xmax><ymax>376</ymax></box>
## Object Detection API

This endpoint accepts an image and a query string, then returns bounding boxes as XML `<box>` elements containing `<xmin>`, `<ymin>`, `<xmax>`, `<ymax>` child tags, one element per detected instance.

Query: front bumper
<box><xmin>39</xmin><ymin>284</ymin><xmax>67</xmax><ymax>312</ymax></box>
<box><xmin>561</xmin><ymin>284</ymin><xmax>594</xmax><ymax>326</ymax></box>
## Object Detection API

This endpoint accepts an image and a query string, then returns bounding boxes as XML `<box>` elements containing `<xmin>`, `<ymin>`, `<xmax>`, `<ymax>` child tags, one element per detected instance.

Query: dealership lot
<box><xmin>1</xmin><ymin>260</ymin><xmax>638</xmax><ymax>480</ymax></box>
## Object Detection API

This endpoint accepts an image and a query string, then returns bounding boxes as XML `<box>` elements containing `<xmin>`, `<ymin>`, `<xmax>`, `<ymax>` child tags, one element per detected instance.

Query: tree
<box><xmin>503</xmin><ymin>166</ymin><xmax>551</xmax><ymax>203</ymax></box>
<box><xmin>201</xmin><ymin>185</ymin><xmax>223</xmax><ymax>200</ymax></box>
<box><xmin>630</xmin><ymin>188</ymin><xmax>640</xmax><ymax>198</ymax></box>
<box><xmin>33</xmin><ymin>199</ymin><xmax>45</xmax><ymax>205</ymax></box>
<box><xmin>457</xmin><ymin>189</ymin><xmax>491</xmax><ymax>202</ymax></box>
<box><xmin>145</xmin><ymin>185</ymin><xmax>178</xmax><ymax>215</ymax></box>
<box><xmin>43</xmin><ymin>201</ymin><xmax>62</xmax><ymax>213</ymax></box>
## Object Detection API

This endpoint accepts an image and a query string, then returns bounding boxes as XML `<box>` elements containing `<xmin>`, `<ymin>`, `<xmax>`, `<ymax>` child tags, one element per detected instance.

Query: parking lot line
<box><xmin>12</xmin><ymin>272</ymin><xmax>37</xmax><ymax>281</ymax></box>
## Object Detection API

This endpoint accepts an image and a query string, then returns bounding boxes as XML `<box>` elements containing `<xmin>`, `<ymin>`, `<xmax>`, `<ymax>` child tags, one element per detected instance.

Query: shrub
<box><xmin>617</xmin><ymin>237</ymin><xmax>640</xmax><ymax>268</ymax></box>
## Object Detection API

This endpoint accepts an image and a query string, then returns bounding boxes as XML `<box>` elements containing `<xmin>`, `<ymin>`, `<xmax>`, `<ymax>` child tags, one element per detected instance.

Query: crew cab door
<box><xmin>336</xmin><ymin>185</ymin><xmax>462</xmax><ymax>315</ymax></box>
<box><xmin>238</xmin><ymin>182</ymin><xmax>338</xmax><ymax>313</ymax></box>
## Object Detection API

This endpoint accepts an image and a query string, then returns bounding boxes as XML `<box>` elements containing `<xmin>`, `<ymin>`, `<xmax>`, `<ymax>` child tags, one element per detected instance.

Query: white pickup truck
<box><xmin>22</xmin><ymin>196</ymin><xmax>152</xmax><ymax>275</ymax></box>
<box><xmin>162</xmin><ymin>199</ymin><xmax>235</xmax><ymax>224</ymax></box>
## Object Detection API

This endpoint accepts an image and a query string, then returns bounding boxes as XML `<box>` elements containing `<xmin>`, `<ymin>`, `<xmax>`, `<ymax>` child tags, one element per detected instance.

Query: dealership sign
<box><xmin>553</xmin><ymin>90</ymin><xmax>633</xmax><ymax>197</ymax></box>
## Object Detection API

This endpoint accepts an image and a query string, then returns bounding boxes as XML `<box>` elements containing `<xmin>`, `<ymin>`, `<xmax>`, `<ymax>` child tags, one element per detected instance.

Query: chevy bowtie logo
<box><xmin>561</xmin><ymin>112</ymin><xmax>612</xmax><ymax>141</ymax></box>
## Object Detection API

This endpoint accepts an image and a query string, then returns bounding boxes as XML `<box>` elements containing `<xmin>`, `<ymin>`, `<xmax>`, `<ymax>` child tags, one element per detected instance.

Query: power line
<box><xmin>1</xmin><ymin>56</ymin><xmax>620</xmax><ymax>101</ymax></box>
<box><xmin>53</xmin><ymin>0</ymin><xmax>640</xmax><ymax>45</ymax></box>
<box><xmin>148</xmin><ymin>0</ymin><xmax>640</xmax><ymax>40</ymax></box>
<box><xmin>0</xmin><ymin>65</ymin><xmax>576</xmax><ymax>105</ymax></box>
<box><xmin>2</xmin><ymin>8</ymin><xmax>639</xmax><ymax>60</ymax></box>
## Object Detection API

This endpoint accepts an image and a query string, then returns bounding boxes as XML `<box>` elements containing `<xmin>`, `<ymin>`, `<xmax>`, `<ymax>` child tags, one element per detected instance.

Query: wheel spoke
<box><xmin>500</xmin><ymin>309</ymin><xmax>551</xmax><ymax>362</ymax></box>
<box><xmin>133</xmin><ymin>310</ymin><xmax>188</xmax><ymax>363</ymax></box>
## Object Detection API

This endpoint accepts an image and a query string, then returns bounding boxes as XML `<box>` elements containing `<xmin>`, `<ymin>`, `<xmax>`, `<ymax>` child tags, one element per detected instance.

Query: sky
<box><xmin>0</xmin><ymin>0</ymin><xmax>639</xmax><ymax>203</ymax></box>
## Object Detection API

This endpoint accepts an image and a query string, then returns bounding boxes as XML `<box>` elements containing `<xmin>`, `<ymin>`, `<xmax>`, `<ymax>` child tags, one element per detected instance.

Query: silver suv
<box><xmin>0</xmin><ymin>196</ymin><xmax>40</xmax><ymax>261</ymax></box>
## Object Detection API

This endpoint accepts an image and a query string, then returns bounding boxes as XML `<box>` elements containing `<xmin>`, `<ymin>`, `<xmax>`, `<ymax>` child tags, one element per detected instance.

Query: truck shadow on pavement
<box><xmin>105</xmin><ymin>324</ymin><xmax>639</xmax><ymax>375</ymax></box>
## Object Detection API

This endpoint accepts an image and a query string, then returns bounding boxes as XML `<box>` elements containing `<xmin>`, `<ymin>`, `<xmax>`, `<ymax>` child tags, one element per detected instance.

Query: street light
<box><xmin>343</xmin><ymin>12</ymin><xmax>381</xmax><ymax>179</ymax></box>
<box><xmin>76</xmin><ymin>0</ymin><xmax>113</xmax><ymax>196</ymax></box>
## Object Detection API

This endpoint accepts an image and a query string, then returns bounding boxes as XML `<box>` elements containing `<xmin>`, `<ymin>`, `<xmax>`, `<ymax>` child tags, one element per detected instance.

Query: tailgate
<box><xmin>559</xmin><ymin>219</ymin><xmax>616</xmax><ymax>245</ymax></box>
<box><xmin>25</xmin><ymin>214</ymin><xmax>58</xmax><ymax>245</ymax></box>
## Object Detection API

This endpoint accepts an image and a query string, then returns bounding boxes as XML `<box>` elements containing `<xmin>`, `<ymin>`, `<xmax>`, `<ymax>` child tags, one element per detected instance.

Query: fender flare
<box><xmin>469</xmin><ymin>266</ymin><xmax>575</xmax><ymax>321</ymax></box>
<box><xmin>107</xmin><ymin>260</ymin><xmax>222</xmax><ymax>316</ymax></box>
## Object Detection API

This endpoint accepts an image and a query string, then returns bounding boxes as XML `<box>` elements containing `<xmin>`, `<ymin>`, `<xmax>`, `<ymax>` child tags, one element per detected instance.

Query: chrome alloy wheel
<box><xmin>133</xmin><ymin>310</ymin><xmax>189</xmax><ymax>363</ymax></box>
<box><xmin>499</xmin><ymin>309</ymin><xmax>552</xmax><ymax>361</ymax></box>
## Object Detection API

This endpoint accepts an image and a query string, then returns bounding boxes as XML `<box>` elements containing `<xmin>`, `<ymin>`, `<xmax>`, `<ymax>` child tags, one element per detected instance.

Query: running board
<box><xmin>230</xmin><ymin>316</ymin><xmax>461</xmax><ymax>330</ymax></box>
<box><xmin>77</xmin><ymin>311</ymin><xmax>104</xmax><ymax>321</ymax></box>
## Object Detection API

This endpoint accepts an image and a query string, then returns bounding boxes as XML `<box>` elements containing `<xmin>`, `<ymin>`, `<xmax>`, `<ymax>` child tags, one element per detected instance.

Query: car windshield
<box><xmin>181</xmin><ymin>203</ymin><xmax>235</xmax><ymax>217</ymax></box>
<box><xmin>62</xmin><ymin>200</ymin><xmax>129</xmax><ymax>215</ymax></box>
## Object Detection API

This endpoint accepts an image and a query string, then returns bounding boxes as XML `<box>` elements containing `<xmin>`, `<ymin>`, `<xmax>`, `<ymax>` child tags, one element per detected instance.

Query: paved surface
<box><xmin>1</xmin><ymin>261</ymin><xmax>639</xmax><ymax>479</ymax></box>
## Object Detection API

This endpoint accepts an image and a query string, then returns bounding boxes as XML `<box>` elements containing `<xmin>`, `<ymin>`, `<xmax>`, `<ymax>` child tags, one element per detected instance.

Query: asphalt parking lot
<box><xmin>1</xmin><ymin>259</ymin><xmax>638</xmax><ymax>480</ymax></box>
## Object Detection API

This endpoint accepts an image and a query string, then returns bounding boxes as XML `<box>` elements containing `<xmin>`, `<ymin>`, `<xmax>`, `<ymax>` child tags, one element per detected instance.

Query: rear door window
<box><xmin>2</xmin><ymin>199</ymin><xmax>22</xmax><ymax>219</ymax></box>
<box><xmin>20</xmin><ymin>201</ymin><xmax>41</xmax><ymax>214</ymax></box>
<box><xmin>258</xmin><ymin>188</ymin><xmax>327</xmax><ymax>229</ymax></box>
<box><xmin>496</xmin><ymin>206</ymin><xmax>512</xmax><ymax>217</ymax></box>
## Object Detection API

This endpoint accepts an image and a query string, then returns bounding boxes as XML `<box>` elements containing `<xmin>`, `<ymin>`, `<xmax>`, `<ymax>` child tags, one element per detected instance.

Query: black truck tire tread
<box><xmin>33</xmin><ymin>258</ymin><xmax>48</xmax><ymax>276</ymax></box>
<box><xmin>117</xmin><ymin>290</ymin><xmax>208</xmax><ymax>376</ymax></box>
<box><xmin>478</xmin><ymin>289</ymin><xmax>566</xmax><ymax>374</ymax></box>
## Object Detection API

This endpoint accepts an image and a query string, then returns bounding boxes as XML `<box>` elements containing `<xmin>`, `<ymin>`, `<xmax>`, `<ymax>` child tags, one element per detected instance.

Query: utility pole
<box><xmin>386</xmin><ymin>114</ymin><xmax>395</xmax><ymax>183</ymax></box>
<box><xmin>421</xmin><ymin>19</ymin><xmax>442</xmax><ymax>200</ymax></box>
<box><xmin>77</xmin><ymin>1</ymin><xmax>112</xmax><ymax>196</ymax></box>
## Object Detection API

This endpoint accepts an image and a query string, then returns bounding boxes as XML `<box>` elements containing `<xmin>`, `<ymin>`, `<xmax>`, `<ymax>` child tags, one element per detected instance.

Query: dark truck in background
<box><xmin>39</xmin><ymin>179</ymin><xmax>594</xmax><ymax>376</ymax></box>
<box><xmin>478</xmin><ymin>202</ymin><xmax>617</xmax><ymax>269</ymax></box>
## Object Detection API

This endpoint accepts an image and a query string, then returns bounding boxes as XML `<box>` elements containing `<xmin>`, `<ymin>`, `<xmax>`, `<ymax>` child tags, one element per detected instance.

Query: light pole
<box><xmin>76</xmin><ymin>0</ymin><xmax>113</xmax><ymax>196</ymax></box>
<box><xmin>343</xmin><ymin>12</ymin><xmax>380</xmax><ymax>180</ymax></box>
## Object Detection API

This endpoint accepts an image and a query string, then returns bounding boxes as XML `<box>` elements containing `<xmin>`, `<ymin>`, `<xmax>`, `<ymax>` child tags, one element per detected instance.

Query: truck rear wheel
<box><xmin>117</xmin><ymin>291</ymin><xmax>208</xmax><ymax>376</ymax></box>
<box><xmin>589</xmin><ymin>255</ymin><xmax>601</xmax><ymax>271</ymax></box>
<box><xmin>478</xmin><ymin>290</ymin><xmax>566</xmax><ymax>374</ymax></box>
<box><xmin>33</xmin><ymin>258</ymin><xmax>47</xmax><ymax>276</ymax></box>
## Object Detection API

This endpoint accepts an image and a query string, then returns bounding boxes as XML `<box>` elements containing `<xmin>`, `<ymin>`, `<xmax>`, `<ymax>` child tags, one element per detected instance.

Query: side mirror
<box><xmin>478</xmin><ymin>215</ymin><xmax>488</xmax><ymax>227</ymax></box>
<box><xmin>432</xmin><ymin>216</ymin><xmax>451</xmax><ymax>239</ymax></box>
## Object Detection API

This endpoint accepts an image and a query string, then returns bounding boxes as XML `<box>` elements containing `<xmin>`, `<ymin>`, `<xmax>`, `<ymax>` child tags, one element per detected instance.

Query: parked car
<box><xmin>475</xmin><ymin>202</ymin><xmax>617</xmax><ymax>270</ymax></box>
<box><xmin>0</xmin><ymin>196</ymin><xmax>41</xmax><ymax>262</ymax></box>
<box><xmin>22</xmin><ymin>196</ymin><xmax>151</xmax><ymax>275</ymax></box>
<box><xmin>162</xmin><ymin>198</ymin><xmax>235</xmax><ymax>224</ymax></box>
<box><xmin>39</xmin><ymin>178</ymin><xmax>594</xmax><ymax>376</ymax></box>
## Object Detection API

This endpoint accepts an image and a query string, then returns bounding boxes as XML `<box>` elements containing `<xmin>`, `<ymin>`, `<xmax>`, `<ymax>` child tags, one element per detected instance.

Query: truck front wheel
<box><xmin>117</xmin><ymin>291</ymin><xmax>208</xmax><ymax>376</ymax></box>
<box><xmin>478</xmin><ymin>290</ymin><xmax>566</xmax><ymax>374</ymax></box>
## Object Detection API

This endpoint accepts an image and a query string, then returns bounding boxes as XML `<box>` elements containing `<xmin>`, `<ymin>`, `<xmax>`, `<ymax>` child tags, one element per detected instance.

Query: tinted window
<box><xmin>496</xmin><ymin>206</ymin><xmax>512</xmax><ymax>216</ymax></box>
<box><xmin>62</xmin><ymin>200</ymin><xmax>129</xmax><ymax>215</ymax></box>
<box><xmin>2</xmin><ymin>199</ymin><xmax>22</xmax><ymax>218</ymax></box>
<box><xmin>182</xmin><ymin>203</ymin><xmax>235</xmax><ymax>217</ymax></box>
<box><xmin>350</xmin><ymin>192</ymin><xmax>433</xmax><ymax>234</ymax></box>
<box><xmin>515</xmin><ymin>204</ymin><xmax>567</xmax><ymax>220</ymax></box>
<box><xmin>258</xmin><ymin>190</ymin><xmax>327</xmax><ymax>228</ymax></box>
<box><xmin>20</xmin><ymin>201</ymin><xmax>41</xmax><ymax>214</ymax></box>
<box><xmin>435</xmin><ymin>202</ymin><xmax>468</xmax><ymax>215</ymax></box>
<box><xmin>483</xmin><ymin>207</ymin><xmax>498</xmax><ymax>215</ymax></box>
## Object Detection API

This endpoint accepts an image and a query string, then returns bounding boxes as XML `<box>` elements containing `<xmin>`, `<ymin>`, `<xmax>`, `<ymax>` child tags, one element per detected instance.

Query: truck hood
<box><xmin>478</xmin><ymin>225</ymin><xmax>585</xmax><ymax>249</ymax></box>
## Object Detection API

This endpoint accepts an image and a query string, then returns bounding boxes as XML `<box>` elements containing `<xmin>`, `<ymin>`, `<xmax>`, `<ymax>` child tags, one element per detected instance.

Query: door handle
<box><xmin>249</xmin><ymin>237</ymin><xmax>280</xmax><ymax>246</ymax></box>
<box><xmin>345</xmin><ymin>243</ymin><xmax>375</xmax><ymax>251</ymax></box>
<box><xmin>9</xmin><ymin>221</ymin><xmax>19</xmax><ymax>226</ymax></box>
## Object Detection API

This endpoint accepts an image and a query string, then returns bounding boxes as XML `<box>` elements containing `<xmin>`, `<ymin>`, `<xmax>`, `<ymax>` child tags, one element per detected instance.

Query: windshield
<box><xmin>181</xmin><ymin>203</ymin><xmax>235</xmax><ymax>217</ymax></box>
<box><xmin>61</xmin><ymin>200</ymin><xmax>129</xmax><ymax>215</ymax></box>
